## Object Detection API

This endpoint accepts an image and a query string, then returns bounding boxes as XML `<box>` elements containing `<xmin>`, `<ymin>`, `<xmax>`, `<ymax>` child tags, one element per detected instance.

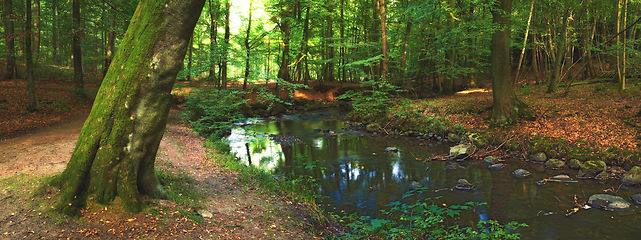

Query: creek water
<box><xmin>226</xmin><ymin>111</ymin><xmax>641</xmax><ymax>238</ymax></box>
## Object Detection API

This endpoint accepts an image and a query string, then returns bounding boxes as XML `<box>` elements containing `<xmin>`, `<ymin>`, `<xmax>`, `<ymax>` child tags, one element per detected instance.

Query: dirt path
<box><xmin>0</xmin><ymin>110</ymin><xmax>323</xmax><ymax>239</ymax></box>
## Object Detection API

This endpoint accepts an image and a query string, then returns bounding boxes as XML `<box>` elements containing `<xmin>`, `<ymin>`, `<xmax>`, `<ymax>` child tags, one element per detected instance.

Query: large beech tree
<box><xmin>53</xmin><ymin>0</ymin><xmax>205</xmax><ymax>215</ymax></box>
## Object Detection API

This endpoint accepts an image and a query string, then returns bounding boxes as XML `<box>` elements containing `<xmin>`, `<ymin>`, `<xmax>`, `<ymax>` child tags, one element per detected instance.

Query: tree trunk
<box><xmin>221</xmin><ymin>0</ymin><xmax>230</xmax><ymax>88</ymax></box>
<box><xmin>491</xmin><ymin>0</ymin><xmax>523</xmax><ymax>125</ymax></box>
<box><xmin>53</xmin><ymin>0</ymin><xmax>205</xmax><ymax>216</ymax></box>
<box><xmin>52</xmin><ymin>0</ymin><xmax>60</xmax><ymax>65</ymax></box>
<box><xmin>514</xmin><ymin>0</ymin><xmax>534</xmax><ymax>83</ymax></box>
<box><xmin>322</xmin><ymin>0</ymin><xmax>335</xmax><ymax>82</ymax></box>
<box><xmin>33</xmin><ymin>0</ymin><xmax>40</xmax><ymax>62</ymax></box>
<box><xmin>186</xmin><ymin>34</ymin><xmax>193</xmax><ymax>81</ymax></box>
<box><xmin>103</xmin><ymin>19</ymin><xmax>116</xmax><ymax>78</ymax></box>
<box><xmin>379</xmin><ymin>0</ymin><xmax>388</xmax><ymax>82</ymax></box>
<box><xmin>297</xmin><ymin>7</ymin><xmax>310</xmax><ymax>85</ymax></box>
<box><xmin>26</xmin><ymin>0</ymin><xmax>37</xmax><ymax>112</ymax></box>
<box><xmin>208</xmin><ymin>0</ymin><xmax>218</xmax><ymax>82</ymax></box>
<box><xmin>277</xmin><ymin>6</ymin><xmax>291</xmax><ymax>83</ymax></box>
<box><xmin>72</xmin><ymin>0</ymin><xmax>85</xmax><ymax>96</ymax></box>
<box><xmin>4</xmin><ymin>0</ymin><xmax>17</xmax><ymax>79</ymax></box>
<box><xmin>547</xmin><ymin>8</ymin><xmax>569</xmax><ymax>94</ymax></box>
<box><xmin>243</xmin><ymin>0</ymin><xmax>253</xmax><ymax>91</ymax></box>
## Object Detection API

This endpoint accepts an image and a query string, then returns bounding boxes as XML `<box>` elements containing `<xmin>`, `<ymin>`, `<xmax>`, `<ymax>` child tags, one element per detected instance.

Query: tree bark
<box><xmin>26</xmin><ymin>0</ymin><xmax>37</xmax><ymax>112</ymax></box>
<box><xmin>243</xmin><ymin>0</ymin><xmax>253</xmax><ymax>91</ymax></box>
<box><xmin>547</xmin><ymin>8</ymin><xmax>569</xmax><ymax>94</ymax></box>
<box><xmin>221</xmin><ymin>0</ymin><xmax>230</xmax><ymax>88</ymax></box>
<box><xmin>491</xmin><ymin>0</ymin><xmax>525</xmax><ymax>125</ymax></box>
<box><xmin>277</xmin><ymin>3</ymin><xmax>292</xmax><ymax>83</ymax></box>
<box><xmin>514</xmin><ymin>0</ymin><xmax>534</xmax><ymax>83</ymax></box>
<box><xmin>52</xmin><ymin>0</ymin><xmax>60</xmax><ymax>65</ymax></box>
<box><xmin>72</xmin><ymin>0</ymin><xmax>85</xmax><ymax>96</ymax></box>
<box><xmin>4</xmin><ymin>0</ymin><xmax>17</xmax><ymax>79</ymax></box>
<box><xmin>33</xmin><ymin>0</ymin><xmax>40</xmax><ymax>62</ymax></box>
<box><xmin>379</xmin><ymin>0</ymin><xmax>388</xmax><ymax>82</ymax></box>
<box><xmin>208</xmin><ymin>0</ymin><xmax>218</xmax><ymax>82</ymax></box>
<box><xmin>322</xmin><ymin>0</ymin><xmax>335</xmax><ymax>82</ymax></box>
<box><xmin>186</xmin><ymin>34</ymin><xmax>193</xmax><ymax>81</ymax></box>
<box><xmin>53</xmin><ymin>0</ymin><xmax>205</xmax><ymax>215</ymax></box>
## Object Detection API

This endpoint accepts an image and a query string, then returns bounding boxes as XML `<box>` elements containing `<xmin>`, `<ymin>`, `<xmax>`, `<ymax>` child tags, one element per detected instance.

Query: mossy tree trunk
<box><xmin>53</xmin><ymin>0</ymin><xmax>205</xmax><ymax>215</ymax></box>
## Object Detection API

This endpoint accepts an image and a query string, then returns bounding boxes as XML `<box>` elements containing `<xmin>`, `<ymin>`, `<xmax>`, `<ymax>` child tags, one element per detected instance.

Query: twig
<box><xmin>487</xmin><ymin>136</ymin><xmax>512</xmax><ymax>154</ymax></box>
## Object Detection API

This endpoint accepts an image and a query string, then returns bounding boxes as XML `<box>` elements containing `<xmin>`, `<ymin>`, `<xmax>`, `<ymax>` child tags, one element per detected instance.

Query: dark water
<box><xmin>227</xmin><ymin>111</ymin><xmax>641</xmax><ymax>239</ymax></box>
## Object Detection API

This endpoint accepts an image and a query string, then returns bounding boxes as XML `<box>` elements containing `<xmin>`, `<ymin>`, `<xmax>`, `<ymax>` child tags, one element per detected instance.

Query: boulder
<box><xmin>513</xmin><ymin>169</ymin><xmax>531</xmax><ymax>178</ymax></box>
<box><xmin>466</xmin><ymin>132</ymin><xmax>488</xmax><ymax>148</ymax></box>
<box><xmin>529</xmin><ymin>152</ymin><xmax>547</xmax><ymax>162</ymax></box>
<box><xmin>366</xmin><ymin>123</ymin><xmax>381</xmax><ymax>132</ymax></box>
<box><xmin>409</xmin><ymin>181</ymin><xmax>424</xmax><ymax>191</ymax></box>
<box><xmin>489</xmin><ymin>163</ymin><xmax>505</xmax><ymax>169</ymax></box>
<box><xmin>630</xmin><ymin>194</ymin><xmax>641</xmax><ymax>205</ymax></box>
<box><xmin>567</xmin><ymin>159</ymin><xmax>582</xmax><ymax>169</ymax></box>
<box><xmin>550</xmin><ymin>175</ymin><xmax>571</xmax><ymax>180</ymax></box>
<box><xmin>483</xmin><ymin>156</ymin><xmax>499</xmax><ymax>165</ymax></box>
<box><xmin>455</xmin><ymin>179</ymin><xmax>474</xmax><ymax>190</ymax></box>
<box><xmin>545</xmin><ymin>159</ymin><xmax>565</xmax><ymax>169</ymax></box>
<box><xmin>622</xmin><ymin>166</ymin><xmax>641</xmax><ymax>186</ymax></box>
<box><xmin>447</xmin><ymin>133</ymin><xmax>461</xmax><ymax>143</ymax></box>
<box><xmin>450</xmin><ymin>143</ymin><xmax>474</xmax><ymax>159</ymax></box>
<box><xmin>588</xmin><ymin>194</ymin><xmax>632</xmax><ymax>211</ymax></box>
<box><xmin>578</xmin><ymin>160</ymin><xmax>607</xmax><ymax>178</ymax></box>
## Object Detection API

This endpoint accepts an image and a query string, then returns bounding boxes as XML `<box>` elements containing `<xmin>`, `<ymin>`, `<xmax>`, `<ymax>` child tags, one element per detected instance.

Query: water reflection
<box><xmin>226</xmin><ymin>112</ymin><xmax>641</xmax><ymax>239</ymax></box>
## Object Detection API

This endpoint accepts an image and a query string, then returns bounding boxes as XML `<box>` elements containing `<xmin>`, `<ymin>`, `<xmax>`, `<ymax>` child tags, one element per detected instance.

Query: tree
<box><xmin>4</xmin><ymin>0</ymin><xmax>17</xmax><ymax>79</ymax></box>
<box><xmin>72</xmin><ymin>0</ymin><xmax>85</xmax><ymax>96</ymax></box>
<box><xmin>220</xmin><ymin>0</ymin><xmax>230</xmax><ymax>88</ymax></box>
<box><xmin>52</xmin><ymin>0</ymin><xmax>205</xmax><ymax>215</ymax></box>
<box><xmin>26</xmin><ymin>0</ymin><xmax>37</xmax><ymax>112</ymax></box>
<box><xmin>379</xmin><ymin>0</ymin><xmax>388</xmax><ymax>82</ymax></box>
<box><xmin>491</xmin><ymin>0</ymin><xmax>527</xmax><ymax>125</ymax></box>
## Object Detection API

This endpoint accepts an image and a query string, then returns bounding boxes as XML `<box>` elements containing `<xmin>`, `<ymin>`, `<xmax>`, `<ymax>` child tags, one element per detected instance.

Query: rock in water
<box><xmin>568</xmin><ymin>159</ymin><xmax>582</xmax><ymax>169</ymax></box>
<box><xmin>483</xmin><ymin>156</ymin><xmax>498</xmax><ymax>165</ymax></box>
<box><xmin>588</xmin><ymin>194</ymin><xmax>632</xmax><ymax>211</ymax></box>
<box><xmin>529</xmin><ymin>152</ymin><xmax>547</xmax><ymax>162</ymax></box>
<box><xmin>384</xmin><ymin>147</ymin><xmax>399</xmax><ymax>153</ymax></box>
<box><xmin>578</xmin><ymin>161</ymin><xmax>607</xmax><ymax>178</ymax></box>
<box><xmin>450</xmin><ymin>143</ymin><xmax>473</xmax><ymax>159</ymax></box>
<box><xmin>455</xmin><ymin>179</ymin><xmax>474</xmax><ymax>190</ymax></box>
<box><xmin>513</xmin><ymin>169</ymin><xmax>531</xmax><ymax>178</ymax></box>
<box><xmin>489</xmin><ymin>163</ymin><xmax>505</xmax><ymax>169</ymax></box>
<box><xmin>622</xmin><ymin>166</ymin><xmax>641</xmax><ymax>186</ymax></box>
<box><xmin>409</xmin><ymin>181</ymin><xmax>423</xmax><ymax>191</ymax></box>
<box><xmin>545</xmin><ymin>159</ymin><xmax>565</xmax><ymax>169</ymax></box>
<box><xmin>551</xmin><ymin>175</ymin><xmax>571</xmax><ymax>180</ymax></box>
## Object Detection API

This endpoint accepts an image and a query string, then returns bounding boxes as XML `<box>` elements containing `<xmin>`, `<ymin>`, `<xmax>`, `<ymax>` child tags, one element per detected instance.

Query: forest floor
<box><xmin>1</xmin><ymin>75</ymin><xmax>641</xmax><ymax>239</ymax></box>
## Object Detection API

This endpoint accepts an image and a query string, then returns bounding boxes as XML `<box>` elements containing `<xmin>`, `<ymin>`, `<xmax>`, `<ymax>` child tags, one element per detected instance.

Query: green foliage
<box><xmin>338</xmin><ymin>80</ymin><xmax>405</xmax><ymax>121</ymax></box>
<box><xmin>338</xmin><ymin>188</ymin><xmax>527</xmax><ymax>239</ymax></box>
<box><xmin>182</xmin><ymin>87</ymin><xmax>247</xmax><ymax>140</ymax></box>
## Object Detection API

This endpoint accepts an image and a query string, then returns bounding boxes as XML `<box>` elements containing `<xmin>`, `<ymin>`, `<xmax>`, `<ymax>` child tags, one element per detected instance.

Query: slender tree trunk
<box><xmin>277</xmin><ymin>5</ymin><xmax>291</xmax><ymax>84</ymax></box>
<box><xmin>53</xmin><ymin>0</ymin><xmax>205</xmax><ymax>216</ymax></box>
<box><xmin>33</xmin><ymin>0</ymin><xmax>40</xmax><ymax>62</ymax></box>
<box><xmin>52</xmin><ymin>0</ymin><xmax>59</xmax><ymax>65</ymax></box>
<box><xmin>547</xmin><ymin>8</ymin><xmax>569</xmax><ymax>94</ymax></box>
<box><xmin>103</xmin><ymin>18</ymin><xmax>116</xmax><ymax>78</ymax></box>
<box><xmin>379</xmin><ymin>0</ymin><xmax>388</xmax><ymax>82</ymax></box>
<box><xmin>532</xmin><ymin>34</ymin><xmax>540</xmax><ymax>83</ymax></box>
<box><xmin>4</xmin><ymin>0</ymin><xmax>17</xmax><ymax>79</ymax></box>
<box><xmin>208</xmin><ymin>0</ymin><xmax>218</xmax><ymax>82</ymax></box>
<box><xmin>340</xmin><ymin>0</ymin><xmax>346</xmax><ymax>82</ymax></box>
<box><xmin>243</xmin><ymin>0</ymin><xmax>253</xmax><ymax>91</ymax></box>
<box><xmin>26</xmin><ymin>0</ymin><xmax>37</xmax><ymax>112</ymax></box>
<box><xmin>620</xmin><ymin>0</ymin><xmax>628</xmax><ymax>91</ymax></box>
<box><xmin>322</xmin><ymin>0</ymin><xmax>335</xmax><ymax>82</ymax></box>
<box><xmin>514</xmin><ymin>0</ymin><xmax>534</xmax><ymax>83</ymax></box>
<box><xmin>186</xmin><ymin>35</ymin><xmax>193</xmax><ymax>81</ymax></box>
<box><xmin>72</xmin><ymin>0</ymin><xmax>84</xmax><ymax>96</ymax></box>
<box><xmin>221</xmin><ymin>0</ymin><xmax>230</xmax><ymax>89</ymax></box>
<box><xmin>297</xmin><ymin>7</ymin><xmax>310</xmax><ymax>85</ymax></box>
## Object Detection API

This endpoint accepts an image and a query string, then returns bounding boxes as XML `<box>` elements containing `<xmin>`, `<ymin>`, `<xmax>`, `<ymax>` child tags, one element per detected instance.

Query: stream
<box><xmin>226</xmin><ymin>110</ymin><xmax>641</xmax><ymax>239</ymax></box>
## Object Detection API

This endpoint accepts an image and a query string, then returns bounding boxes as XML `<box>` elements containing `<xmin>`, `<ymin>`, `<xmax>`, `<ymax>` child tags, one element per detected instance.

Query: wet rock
<box><xmin>595</xmin><ymin>171</ymin><xmax>609</xmax><ymax>181</ymax></box>
<box><xmin>568</xmin><ymin>159</ymin><xmax>582</xmax><ymax>169</ymax></box>
<box><xmin>455</xmin><ymin>179</ymin><xmax>474</xmax><ymax>190</ymax></box>
<box><xmin>489</xmin><ymin>163</ymin><xmax>505</xmax><ymax>169</ymax></box>
<box><xmin>551</xmin><ymin>175</ymin><xmax>571</xmax><ymax>180</ymax></box>
<box><xmin>483</xmin><ymin>156</ymin><xmax>499</xmax><ymax>165</ymax></box>
<box><xmin>444</xmin><ymin>163</ymin><xmax>461</xmax><ymax>171</ymax></box>
<box><xmin>466</xmin><ymin>132</ymin><xmax>488</xmax><ymax>148</ymax></box>
<box><xmin>384</xmin><ymin>147</ymin><xmax>399</xmax><ymax>153</ymax></box>
<box><xmin>588</xmin><ymin>194</ymin><xmax>632</xmax><ymax>211</ymax></box>
<box><xmin>545</xmin><ymin>159</ymin><xmax>565</xmax><ymax>169</ymax></box>
<box><xmin>630</xmin><ymin>194</ymin><xmax>641</xmax><ymax>205</ymax></box>
<box><xmin>449</xmin><ymin>143</ymin><xmax>474</xmax><ymax>159</ymax></box>
<box><xmin>578</xmin><ymin>160</ymin><xmax>607</xmax><ymax>178</ymax></box>
<box><xmin>622</xmin><ymin>166</ymin><xmax>641</xmax><ymax>186</ymax></box>
<box><xmin>447</xmin><ymin>133</ymin><xmax>461</xmax><ymax>143</ymax></box>
<box><xmin>409</xmin><ymin>181</ymin><xmax>423</xmax><ymax>191</ymax></box>
<box><xmin>513</xmin><ymin>169</ymin><xmax>531</xmax><ymax>178</ymax></box>
<box><xmin>529</xmin><ymin>152</ymin><xmax>547</xmax><ymax>162</ymax></box>
<box><xmin>366</xmin><ymin>123</ymin><xmax>381</xmax><ymax>132</ymax></box>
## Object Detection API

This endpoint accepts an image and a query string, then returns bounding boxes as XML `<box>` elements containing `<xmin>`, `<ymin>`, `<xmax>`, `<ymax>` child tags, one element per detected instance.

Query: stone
<box><xmin>550</xmin><ymin>175</ymin><xmax>571</xmax><ymax>180</ymax></box>
<box><xmin>622</xmin><ymin>166</ymin><xmax>641</xmax><ymax>186</ymax></box>
<box><xmin>513</xmin><ymin>169</ymin><xmax>531</xmax><ymax>178</ymax></box>
<box><xmin>447</xmin><ymin>133</ymin><xmax>461</xmax><ymax>143</ymax></box>
<box><xmin>529</xmin><ymin>152</ymin><xmax>547</xmax><ymax>162</ymax></box>
<box><xmin>466</xmin><ymin>132</ymin><xmax>488</xmax><ymax>148</ymax></box>
<box><xmin>444</xmin><ymin>163</ymin><xmax>460</xmax><ymax>171</ymax></box>
<box><xmin>595</xmin><ymin>171</ymin><xmax>609</xmax><ymax>181</ymax></box>
<box><xmin>483</xmin><ymin>156</ymin><xmax>499</xmax><ymax>165</ymax></box>
<box><xmin>455</xmin><ymin>179</ymin><xmax>474</xmax><ymax>190</ymax></box>
<box><xmin>588</xmin><ymin>194</ymin><xmax>632</xmax><ymax>211</ymax></box>
<box><xmin>630</xmin><ymin>194</ymin><xmax>641</xmax><ymax>205</ymax></box>
<box><xmin>568</xmin><ymin>159</ymin><xmax>582</xmax><ymax>169</ymax></box>
<box><xmin>578</xmin><ymin>160</ymin><xmax>607</xmax><ymax>178</ymax></box>
<box><xmin>450</xmin><ymin>143</ymin><xmax>473</xmax><ymax>158</ymax></box>
<box><xmin>545</xmin><ymin>159</ymin><xmax>565</xmax><ymax>169</ymax></box>
<box><xmin>384</xmin><ymin>147</ymin><xmax>399</xmax><ymax>153</ymax></box>
<box><xmin>489</xmin><ymin>163</ymin><xmax>505</xmax><ymax>169</ymax></box>
<box><xmin>366</xmin><ymin>123</ymin><xmax>381</xmax><ymax>132</ymax></box>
